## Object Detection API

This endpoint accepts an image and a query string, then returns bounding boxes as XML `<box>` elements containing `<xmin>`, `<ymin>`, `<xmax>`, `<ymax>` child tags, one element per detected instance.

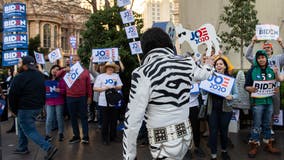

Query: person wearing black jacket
<box><xmin>9</xmin><ymin>56</ymin><xmax>57</xmax><ymax>160</ymax></box>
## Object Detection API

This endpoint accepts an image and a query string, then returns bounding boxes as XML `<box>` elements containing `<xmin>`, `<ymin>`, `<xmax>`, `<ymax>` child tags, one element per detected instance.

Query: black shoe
<box><xmin>44</xmin><ymin>146</ymin><xmax>57</xmax><ymax>160</ymax></box>
<box><xmin>221</xmin><ymin>152</ymin><xmax>231</xmax><ymax>160</ymax></box>
<box><xmin>13</xmin><ymin>149</ymin><xmax>30</xmax><ymax>154</ymax></box>
<box><xmin>81</xmin><ymin>137</ymin><xmax>89</xmax><ymax>144</ymax></box>
<box><xmin>194</xmin><ymin>147</ymin><xmax>206</xmax><ymax>158</ymax></box>
<box><xmin>69</xmin><ymin>136</ymin><xmax>80</xmax><ymax>144</ymax></box>
<box><xmin>59</xmin><ymin>133</ymin><xmax>64</xmax><ymax>142</ymax></box>
<box><xmin>6</xmin><ymin>128</ymin><xmax>16</xmax><ymax>134</ymax></box>
<box><xmin>45</xmin><ymin>135</ymin><xmax>53</xmax><ymax>142</ymax></box>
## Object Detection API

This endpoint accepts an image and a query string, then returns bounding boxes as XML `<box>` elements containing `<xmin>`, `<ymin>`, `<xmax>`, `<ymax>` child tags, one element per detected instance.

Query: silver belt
<box><xmin>148</xmin><ymin>120</ymin><xmax>191</xmax><ymax>144</ymax></box>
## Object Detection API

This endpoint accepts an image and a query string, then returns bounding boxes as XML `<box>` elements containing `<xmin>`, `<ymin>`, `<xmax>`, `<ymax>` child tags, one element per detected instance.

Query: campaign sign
<box><xmin>63</xmin><ymin>62</ymin><xmax>84</xmax><ymax>88</ymax></box>
<box><xmin>3</xmin><ymin>18</ymin><xmax>27</xmax><ymax>32</ymax></box>
<box><xmin>3</xmin><ymin>34</ymin><xmax>28</xmax><ymax>50</ymax></box>
<box><xmin>273</xmin><ymin>110</ymin><xmax>283</xmax><ymax>126</ymax></box>
<box><xmin>129</xmin><ymin>41</ymin><xmax>142</xmax><ymax>55</ymax></box>
<box><xmin>3</xmin><ymin>3</ymin><xmax>26</xmax><ymax>19</ymax></box>
<box><xmin>256</xmin><ymin>24</ymin><xmax>279</xmax><ymax>40</ymax></box>
<box><xmin>45</xmin><ymin>80</ymin><xmax>59</xmax><ymax>98</ymax></box>
<box><xmin>120</xmin><ymin>9</ymin><xmax>134</xmax><ymax>24</ymax></box>
<box><xmin>92</xmin><ymin>48</ymin><xmax>112</xmax><ymax>63</ymax></box>
<box><xmin>2</xmin><ymin>50</ymin><xmax>28</xmax><ymax>66</ymax></box>
<box><xmin>48</xmin><ymin>48</ymin><xmax>62</xmax><ymax>63</ymax></box>
<box><xmin>117</xmin><ymin>0</ymin><xmax>131</xmax><ymax>7</ymax></box>
<box><xmin>190</xmin><ymin>83</ymin><xmax>200</xmax><ymax>94</ymax></box>
<box><xmin>69</xmin><ymin>36</ymin><xmax>76</xmax><ymax>49</ymax></box>
<box><xmin>175</xmin><ymin>23</ymin><xmax>220</xmax><ymax>59</ymax></box>
<box><xmin>34</xmin><ymin>51</ymin><xmax>45</xmax><ymax>64</ymax></box>
<box><xmin>111</xmin><ymin>48</ymin><xmax>119</xmax><ymax>62</ymax></box>
<box><xmin>200</xmin><ymin>72</ymin><xmax>235</xmax><ymax>97</ymax></box>
<box><xmin>251</xmin><ymin>80</ymin><xmax>276</xmax><ymax>98</ymax></box>
<box><xmin>125</xmin><ymin>25</ymin><xmax>139</xmax><ymax>39</ymax></box>
<box><xmin>0</xmin><ymin>99</ymin><xmax>6</xmax><ymax>116</ymax></box>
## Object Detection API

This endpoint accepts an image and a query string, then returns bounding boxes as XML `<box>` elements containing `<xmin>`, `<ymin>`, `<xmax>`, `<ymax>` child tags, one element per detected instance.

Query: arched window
<box><xmin>54</xmin><ymin>25</ymin><xmax>58</xmax><ymax>48</ymax></box>
<box><xmin>43</xmin><ymin>24</ymin><xmax>51</xmax><ymax>48</ymax></box>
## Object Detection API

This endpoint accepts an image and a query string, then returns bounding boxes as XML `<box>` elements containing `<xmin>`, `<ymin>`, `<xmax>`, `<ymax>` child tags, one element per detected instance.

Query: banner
<box><xmin>45</xmin><ymin>80</ymin><xmax>59</xmax><ymax>98</ymax></box>
<box><xmin>92</xmin><ymin>48</ymin><xmax>119</xmax><ymax>63</ymax></box>
<box><xmin>63</xmin><ymin>62</ymin><xmax>84</xmax><ymax>88</ymax></box>
<box><xmin>256</xmin><ymin>24</ymin><xmax>279</xmax><ymax>40</ymax></box>
<box><xmin>117</xmin><ymin>0</ymin><xmax>131</xmax><ymax>7</ymax></box>
<box><xmin>129</xmin><ymin>41</ymin><xmax>142</xmax><ymax>55</ymax></box>
<box><xmin>3</xmin><ymin>3</ymin><xmax>26</xmax><ymax>19</ymax></box>
<box><xmin>190</xmin><ymin>83</ymin><xmax>200</xmax><ymax>94</ymax></box>
<box><xmin>34</xmin><ymin>51</ymin><xmax>45</xmax><ymax>64</ymax></box>
<box><xmin>273</xmin><ymin>110</ymin><xmax>283</xmax><ymax>126</ymax></box>
<box><xmin>0</xmin><ymin>99</ymin><xmax>6</xmax><ymax>116</ymax></box>
<box><xmin>229</xmin><ymin>109</ymin><xmax>240</xmax><ymax>133</ymax></box>
<box><xmin>3</xmin><ymin>34</ymin><xmax>28</xmax><ymax>50</ymax></box>
<box><xmin>3</xmin><ymin>18</ymin><xmax>27</xmax><ymax>32</ymax></box>
<box><xmin>251</xmin><ymin>80</ymin><xmax>276</xmax><ymax>98</ymax></box>
<box><xmin>2</xmin><ymin>50</ymin><xmax>28</xmax><ymax>66</ymax></box>
<box><xmin>200</xmin><ymin>72</ymin><xmax>235</xmax><ymax>97</ymax></box>
<box><xmin>120</xmin><ymin>9</ymin><xmax>134</xmax><ymax>24</ymax></box>
<box><xmin>48</xmin><ymin>48</ymin><xmax>62</xmax><ymax>63</ymax></box>
<box><xmin>125</xmin><ymin>25</ymin><xmax>139</xmax><ymax>39</ymax></box>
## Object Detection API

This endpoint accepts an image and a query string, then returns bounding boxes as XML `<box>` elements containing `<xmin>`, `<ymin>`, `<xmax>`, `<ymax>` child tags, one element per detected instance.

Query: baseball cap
<box><xmin>22</xmin><ymin>56</ymin><xmax>37</xmax><ymax>70</ymax></box>
<box><xmin>262</xmin><ymin>42</ymin><xmax>273</xmax><ymax>49</ymax></box>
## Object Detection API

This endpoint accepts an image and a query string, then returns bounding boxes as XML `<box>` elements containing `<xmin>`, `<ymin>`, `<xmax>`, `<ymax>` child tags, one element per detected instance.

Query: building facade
<box><xmin>1</xmin><ymin>0</ymin><xmax>91</xmax><ymax>56</ymax></box>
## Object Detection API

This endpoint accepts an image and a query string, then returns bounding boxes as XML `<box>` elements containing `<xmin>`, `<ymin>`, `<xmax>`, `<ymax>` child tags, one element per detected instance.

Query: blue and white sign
<box><xmin>92</xmin><ymin>48</ymin><xmax>112</xmax><ymax>63</ymax></box>
<box><xmin>2</xmin><ymin>50</ymin><xmax>28</xmax><ymax>66</ymax></box>
<box><xmin>111</xmin><ymin>48</ymin><xmax>119</xmax><ymax>62</ymax></box>
<box><xmin>256</xmin><ymin>24</ymin><xmax>279</xmax><ymax>40</ymax></box>
<box><xmin>34</xmin><ymin>51</ymin><xmax>45</xmax><ymax>64</ymax></box>
<box><xmin>3</xmin><ymin>34</ymin><xmax>28</xmax><ymax>50</ymax></box>
<box><xmin>69</xmin><ymin>36</ymin><xmax>76</xmax><ymax>49</ymax></box>
<box><xmin>273</xmin><ymin>110</ymin><xmax>283</xmax><ymax>126</ymax></box>
<box><xmin>120</xmin><ymin>9</ymin><xmax>135</xmax><ymax>24</ymax></box>
<box><xmin>45</xmin><ymin>80</ymin><xmax>59</xmax><ymax>98</ymax></box>
<box><xmin>3</xmin><ymin>3</ymin><xmax>26</xmax><ymax>19</ymax></box>
<box><xmin>117</xmin><ymin>0</ymin><xmax>131</xmax><ymax>7</ymax></box>
<box><xmin>129</xmin><ymin>41</ymin><xmax>142</xmax><ymax>55</ymax></box>
<box><xmin>48</xmin><ymin>48</ymin><xmax>62</xmax><ymax>63</ymax></box>
<box><xmin>200</xmin><ymin>72</ymin><xmax>235</xmax><ymax>97</ymax></box>
<box><xmin>3</xmin><ymin>18</ymin><xmax>27</xmax><ymax>32</ymax></box>
<box><xmin>125</xmin><ymin>25</ymin><xmax>139</xmax><ymax>39</ymax></box>
<box><xmin>190</xmin><ymin>83</ymin><xmax>200</xmax><ymax>94</ymax></box>
<box><xmin>0</xmin><ymin>99</ymin><xmax>6</xmax><ymax>116</ymax></box>
<box><xmin>63</xmin><ymin>62</ymin><xmax>84</xmax><ymax>88</ymax></box>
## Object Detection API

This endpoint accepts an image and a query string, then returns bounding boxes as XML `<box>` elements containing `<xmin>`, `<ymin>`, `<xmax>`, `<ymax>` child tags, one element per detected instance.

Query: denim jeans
<box><xmin>250</xmin><ymin>104</ymin><xmax>273</xmax><ymax>142</ymax></box>
<box><xmin>66</xmin><ymin>96</ymin><xmax>89</xmax><ymax>138</ymax></box>
<box><xmin>46</xmin><ymin>105</ymin><xmax>64</xmax><ymax>135</ymax></box>
<box><xmin>17</xmin><ymin>109</ymin><xmax>51</xmax><ymax>151</ymax></box>
<box><xmin>208</xmin><ymin>109</ymin><xmax>232</xmax><ymax>154</ymax></box>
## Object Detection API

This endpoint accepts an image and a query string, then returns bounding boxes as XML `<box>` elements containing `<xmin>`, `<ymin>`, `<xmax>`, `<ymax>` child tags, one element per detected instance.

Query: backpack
<box><xmin>105</xmin><ymin>88</ymin><xmax>123</xmax><ymax>106</ymax></box>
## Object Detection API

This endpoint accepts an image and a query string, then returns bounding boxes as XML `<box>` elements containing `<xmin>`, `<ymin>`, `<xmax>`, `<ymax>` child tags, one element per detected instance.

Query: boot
<box><xmin>263</xmin><ymin>139</ymin><xmax>281</xmax><ymax>154</ymax></box>
<box><xmin>248</xmin><ymin>141</ymin><xmax>259</xmax><ymax>158</ymax></box>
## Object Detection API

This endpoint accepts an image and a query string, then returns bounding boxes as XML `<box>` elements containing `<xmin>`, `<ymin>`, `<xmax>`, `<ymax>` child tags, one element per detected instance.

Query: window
<box><xmin>54</xmin><ymin>25</ymin><xmax>58</xmax><ymax>48</ymax></box>
<box><xmin>43</xmin><ymin>24</ymin><xmax>51</xmax><ymax>48</ymax></box>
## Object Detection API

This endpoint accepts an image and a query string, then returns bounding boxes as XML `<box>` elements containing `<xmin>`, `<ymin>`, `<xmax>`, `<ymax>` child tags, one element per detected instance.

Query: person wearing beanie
<box><xmin>244</xmin><ymin>50</ymin><xmax>281</xmax><ymax>158</ymax></box>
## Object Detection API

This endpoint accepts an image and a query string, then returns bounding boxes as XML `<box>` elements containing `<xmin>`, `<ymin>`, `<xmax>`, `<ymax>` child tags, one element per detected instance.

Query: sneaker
<box><xmin>13</xmin><ymin>149</ymin><xmax>30</xmax><ymax>154</ymax></box>
<box><xmin>44</xmin><ymin>146</ymin><xmax>57</xmax><ymax>160</ymax></box>
<box><xmin>59</xmin><ymin>133</ymin><xmax>64</xmax><ymax>142</ymax></box>
<box><xmin>45</xmin><ymin>135</ymin><xmax>53</xmax><ymax>142</ymax></box>
<box><xmin>221</xmin><ymin>152</ymin><xmax>231</xmax><ymax>160</ymax></box>
<box><xmin>194</xmin><ymin>147</ymin><xmax>206</xmax><ymax>158</ymax></box>
<box><xmin>69</xmin><ymin>136</ymin><xmax>80</xmax><ymax>144</ymax></box>
<box><xmin>81</xmin><ymin>137</ymin><xmax>89</xmax><ymax>144</ymax></box>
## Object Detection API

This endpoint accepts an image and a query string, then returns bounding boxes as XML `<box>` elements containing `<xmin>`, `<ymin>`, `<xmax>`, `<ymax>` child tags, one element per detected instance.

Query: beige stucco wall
<box><xmin>179</xmin><ymin>0</ymin><xmax>284</xmax><ymax>69</ymax></box>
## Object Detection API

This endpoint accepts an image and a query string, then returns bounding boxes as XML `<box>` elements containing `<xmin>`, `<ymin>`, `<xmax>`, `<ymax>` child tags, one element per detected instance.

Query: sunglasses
<box><xmin>178</xmin><ymin>32</ymin><xmax>186</xmax><ymax>38</ymax></box>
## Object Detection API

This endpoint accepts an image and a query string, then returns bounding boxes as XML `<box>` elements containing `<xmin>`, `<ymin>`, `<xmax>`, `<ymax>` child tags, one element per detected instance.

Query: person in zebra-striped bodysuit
<box><xmin>123</xmin><ymin>27</ymin><xmax>214</xmax><ymax>160</ymax></box>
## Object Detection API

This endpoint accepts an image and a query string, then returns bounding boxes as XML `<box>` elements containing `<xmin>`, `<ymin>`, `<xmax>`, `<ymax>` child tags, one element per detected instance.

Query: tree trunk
<box><xmin>240</xmin><ymin>38</ymin><xmax>244</xmax><ymax>70</ymax></box>
<box><xmin>105</xmin><ymin>0</ymin><xmax>110</xmax><ymax>8</ymax></box>
<box><xmin>92</xmin><ymin>0</ymin><xmax>97</xmax><ymax>13</ymax></box>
